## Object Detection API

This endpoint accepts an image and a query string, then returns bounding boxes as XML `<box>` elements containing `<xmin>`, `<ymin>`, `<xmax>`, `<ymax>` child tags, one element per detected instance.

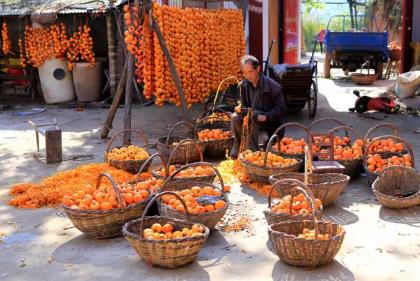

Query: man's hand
<box><xmin>235</xmin><ymin>105</ymin><xmax>241</xmax><ymax>113</ymax></box>
<box><xmin>257</xmin><ymin>115</ymin><xmax>267</xmax><ymax>122</ymax></box>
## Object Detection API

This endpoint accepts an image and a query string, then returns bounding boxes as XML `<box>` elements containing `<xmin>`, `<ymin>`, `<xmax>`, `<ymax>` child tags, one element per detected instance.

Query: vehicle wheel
<box><xmin>375</xmin><ymin>62</ymin><xmax>384</xmax><ymax>79</ymax></box>
<box><xmin>324</xmin><ymin>53</ymin><xmax>331</xmax><ymax>79</ymax></box>
<box><xmin>308</xmin><ymin>80</ymin><xmax>318</xmax><ymax>118</ymax></box>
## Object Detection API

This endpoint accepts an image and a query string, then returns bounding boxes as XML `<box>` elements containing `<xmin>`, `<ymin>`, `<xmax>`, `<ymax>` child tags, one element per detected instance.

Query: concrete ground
<box><xmin>1</xmin><ymin>72</ymin><xmax>420</xmax><ymax>281</ymax></box>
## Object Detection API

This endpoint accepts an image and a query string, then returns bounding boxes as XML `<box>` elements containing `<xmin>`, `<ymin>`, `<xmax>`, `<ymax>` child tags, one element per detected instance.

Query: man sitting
<box><xmin>230</xmin><ymin>55</ymin><xmax>286</xmax><ymax>157</ymax></box>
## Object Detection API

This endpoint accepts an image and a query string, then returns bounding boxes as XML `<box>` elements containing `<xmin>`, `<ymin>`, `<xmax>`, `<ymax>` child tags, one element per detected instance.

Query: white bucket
<box><xmin>38</xmin><ymin>58</ymin><xmax>75</xmax><ymax>104</ymax></box>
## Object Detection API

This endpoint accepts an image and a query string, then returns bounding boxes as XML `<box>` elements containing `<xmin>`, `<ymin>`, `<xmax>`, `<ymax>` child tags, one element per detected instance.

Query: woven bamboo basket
<box><xmin>239</xmin><ymin>135</ymin><xmax>303</xmax><ymax>183</ymax></box>
<box><xmin>196</xmin><ymin>116</ymin><xmax>234</xmax><ymax>159</ymax></box>
<box><xmin>152</xmin><ymin>139</ymin><xmax>216</xmax><ymax>187</ymax></box>
<box><xmin>122</xmin><ymin>191</ymin><xmax>210</xmax><ymax>268</ymax></box>
<box><xmin>268</xmin><ymin>219</ymin><xmax>345</xmax><ymax>267</ymax></box>
<box><xmin>271</xmin><ymin>122</ymin><xmax>312</xmax><ymax>161</ymax></box>
<box><xmin>372</xmin><ymin>166</ymin><xmax>420</xmax><ymax>209</ymax></box>
<box><xmin>364</xmin><ymin>135</ymin><xmax>416</xmax><ymax>186</ymax></box>
<box><xmin>270</xmin><ymin>173</ymin><xmax>350</xmax><ymax>206</ymax></box>
<box><xmin>156</xmin><ymin>121</ymin><xmax>207</xmax><ymax>164</ymax></box>
<box><xmin>363</xmin><ymin>123</ymin><xmax>406</xmax><ymax>158</ymax></box>
<box><xmin>62</xmin><ymin>173</ymin><xmax>153</xmax><ymax>239</ymax></box>
<box><xmin>196</xmin><ymin>107</ymin><xmax>231</xmax><ymax>130</ymax></box>
<box><xmin>104</xmin><ymin>129</ymin><xmax>151</xmax><ymax>174</ymax></box>
<box><xmin>351</xmin><ymin>73</ymin><xmax>377</xmax><ymax>85</ymax></box>
<box><xmin>264</xmin><ymin>179</ymin><xmax>323</xmax><ymax>225</ymax></box>
<box><xmin>329</xmin><ymin>125</ymin><xmax>364</xmax><ymax>179</ymax></box>
<box><xmin>157</xmin><ymin>162</ymin><xmax>229</xmax><ymax>230</ymax></box>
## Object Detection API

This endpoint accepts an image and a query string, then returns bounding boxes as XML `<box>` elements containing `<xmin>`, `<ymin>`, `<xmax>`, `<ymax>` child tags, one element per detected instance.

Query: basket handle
<box><xmin>196</xmin><ymin>115</ymin><xmax>227</xmax><ymax>126</ymax></box>
<box><xmin>263</xmin><ymin>134</ymin><xmax>281</xmax><ymax>167</ymax></box>
<box><xmin>363</xmin><ymin>123</ymin><xmax>399</xmax><ymax>147</ymax></box>
<box><xmin>134</xmin><ymin>153</ymin><xmax>168</xmax><ymax>183</ymax></box>
<box><xmin>167</xmin><ymin>138</ymin><xmax>204</xmax><ymax>167</ymax></box>
<box><xmin>139</xmin><ymin>191</ymin><xmax>190</xmax><ymax>238</ymax></box>
<box><xmin>96</xmin><ymin>172</ymin><xmax>126</xmax><ymax>208</ymax></box>
<box><xmin>202</xmin><ymin>106</ymin><xmax>231</xmax><ymax>119</ymax></box>
<box><xmin>165</xmin><ymin>121</ymin><xmax>199</xmax><ymax>146</ymax></box>
<box><xmin>161</xmin><ymin>161</ymin><xmax>225</xmax><ymax>193</ymax></box>
<box><xmin>105</xmin><ymin>129</ymin><xmax>150</xmax><ymax>162</ymax></box>
<box><xmin>272</xmin><ymin>122</ymin><xmax>312</xmax><ymax>151</ymax></box>
<box><xmin>363</xmin><ymin>135</ymin><xmax>415</xmax><ymax>168</ymax></box>
<box><xmin>328</xmin><ymin>125</ymin><xmax>363</xmax><ymax>144</ymax></box>
<box><xmin>309</xmin><ymin>118</ymin><xmax>347</xmax><ymax>134</ymax></box>
<box><xmin>377</xmin><ymin>165</ymin><xmax>419</xmax><ymax>180</ymax></box>
<box><xmin>268</xmin><ymin>179</ymin><xmax>320</xmax><ymax>238</ymax></box>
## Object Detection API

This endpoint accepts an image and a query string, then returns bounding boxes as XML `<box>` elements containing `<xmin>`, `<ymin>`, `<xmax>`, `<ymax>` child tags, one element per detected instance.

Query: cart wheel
<box><xmin>308</xmin><ymin>80</ymin><xmax>317</xmax><ymax>118</ymax></box>
<box><xmin>324</xmin><ymin>53</ymin><xmax>331</xmax><ymax>79</ymax></box>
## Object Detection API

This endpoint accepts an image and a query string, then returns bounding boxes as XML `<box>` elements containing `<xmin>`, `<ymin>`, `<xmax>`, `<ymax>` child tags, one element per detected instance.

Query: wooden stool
<box><xmin>311</xmin><ymin>131</ymin><xmax>345</xmax><ymax>174</ymax></box>
<box><xmin>29</xmin><ymin>119</ymin><xmax>62</xmax><ymax>164</ymax></box>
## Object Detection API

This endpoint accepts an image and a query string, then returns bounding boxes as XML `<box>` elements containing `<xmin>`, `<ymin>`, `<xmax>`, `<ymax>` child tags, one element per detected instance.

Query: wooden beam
<box><xmin>149</xmin><ymin>13</ymin><xmax>187</xmax><ymax>116</ymax></box>
<box><xmin>106</xmin><ymin>14</ymin><xmax>117</xmax><ymax>98</ymax></box>
<box><xmin>100</xmin><ymin>61</ymin><xmax>128</xmax><ymax>139</ymax></box>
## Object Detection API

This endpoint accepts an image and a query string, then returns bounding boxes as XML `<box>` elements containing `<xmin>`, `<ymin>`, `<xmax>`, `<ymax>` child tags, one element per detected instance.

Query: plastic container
<box><xmin>38</xmin><ymin>58</ymin><xmax>75</xmax><ymax>104</ymax></box>
<box><xmin>73</xmin><ymin>62</ymin><xmax>102</xmax><ymax>102</ymax></box>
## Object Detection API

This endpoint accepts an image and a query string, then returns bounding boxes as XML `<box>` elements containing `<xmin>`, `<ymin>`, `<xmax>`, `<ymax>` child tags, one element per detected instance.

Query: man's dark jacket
<box><xmin>240</xmin><ymin>74</ymin><xmax>286</xmax><ymax>136</ymax></box>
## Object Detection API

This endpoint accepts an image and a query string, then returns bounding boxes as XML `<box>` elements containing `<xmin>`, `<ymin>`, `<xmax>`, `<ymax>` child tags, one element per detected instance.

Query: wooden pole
<box><xmin>149</xmin><ymin>12</ymin><xmax>188</xmax><ymax>117</ymax></box>
<box><xmin>124</xmin><ymin>54</ymin><xmax>134</xmax><ymax>143</ymax></box>
<box><xmin>100</xmin><ymin>62</ymin><xmax>128</xmax><ymax>139</ymax></box>
<box><xmin>106</xmin><ymin>14</ymin><xmax>117</xmax><ymax>98</ymax></box>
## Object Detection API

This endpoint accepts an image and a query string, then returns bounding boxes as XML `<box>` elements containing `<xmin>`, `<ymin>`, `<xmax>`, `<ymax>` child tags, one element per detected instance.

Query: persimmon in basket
<box><xmin>313</xmin><ymin>135</ymin><xmax>351</xmax><ymax>146</ymax></box>
<box><xmin>270</xmin><ymin>193</ymin><xmax>322</xmax><ymax>215</ymax></box>
<box><xmin>243</xmin><ymin>150</ymin><xmax>298</xmax><ymax>168</ymax></box>
<box><xmin>107</xmin><ymin>145</ymin><xmax>149</xmax><ymax>161</ymax></box>
<box><xmin>156</xmin><ymin>165</ymin><xmax>214</xmax><ymax>178</ymax></box>
<box><xmin>273</xmin><ymin>137</ymin><xmax>307</xmax><ymax>155</ymax></box>
<box><xmin>62</xmin><ymin>174</ymin><xmax>162</xmax><ymax>210</ymax></box>
<box><xmin>366</xmin><ymin>139</ymin><xmax>405</xmax><ymax>154</ymax></box>
<box><xmin>198</xmin><ymin>129</ymin><xmax>231</xmax><ymax>141</ymax></box>
<box><xmin>366</xmin><ymin>154</ymin><xmax>412</xmax><ymax>173</ymax></box>
<box><xmin>205</xmin><ymin>112</ymin><xmax>230</xmax><ymax>122</ymax></box>
<box><xmin>143</xmin><ymin>223</ymin><xmax>205</xmax><ymax>240</ymax></box>
<box><xmin>298</xmin><ymin>228</ymin><xmax>330</xmax><ymax>240</ymax></box>
<box><xmin>161</xmin><ymin>186</ymin><xmax>226</xmax><ymax>214</ymax></box>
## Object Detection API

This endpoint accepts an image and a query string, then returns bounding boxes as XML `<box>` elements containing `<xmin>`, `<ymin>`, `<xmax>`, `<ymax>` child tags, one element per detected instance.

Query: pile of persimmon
<box><xmin>365</xmin><ymin>138</ymin><xmax>405</xmax><ymax>154</ymax></box>
<box><xmin>161</xmin><ymin>186</ymin><xmax>227</xmax><ymax>214</ymax></box>
<box><xmin>270</xmin><ymin>193</ymin><xmax>322</xmax><ymax>215</ymax></box>
<box><xmin>198</xmin><ymin>129</ymin><xmax>231</xmax><ymax>141</ymax></box>
<box><xmin>1</xmin><ymin>22</ymin><xmax>11</xmax><ymax>54</ymax></box>
<box><xmin>205</xmin><ymin>112</ymin><xmax>231</xmax><ymax>122</ymax></box>
<box><xmin>135</xmin><ymin>2</ymin><xmax>245</xmax><ymax>107</ymax></box>
<box><xmin>242</xmin><ymin>150</ymin><xmax>298</xmax><ymax>168</ymax></box>
<box><xmin>366</xmin><ymin>154</ymin><xmax>412</xmax><ymax>173</ymax></box>
<box><xmin>273</xmin><ymin>137</ymin><xmax>307</xmax><ymax>155</ymax></box>
<box><xmin>67</xmin><ymin>25</ymin><xmax>95</xmax><ymax>70</ymax></box>
<box><xmin>62</xmin><ymin>174</ymin><xmax>162</xmax><ymax>211</ymax></box>
<box><xmin>318</xmin><ymin>139</ymin><xmax>364</xmax><ymax>161</ymax></box>
<box><xmin>143</xmin><ymin>222</ymin><xmax>205</xmax><ymax>240</ymax></box>
<box><xmin>297</xmin><ymin>228</ymin><xmax>330</xmax><ymax>240</ymax></box>
<box><xmin>156</xmin><ymin>164</ymin><xmax>214</xmax><ymax>178</ymax></box>
<box><xmin>107</xmin><ymin>145</ymin><xmax>149</xmax><ymax>161</ymax></box>
<box><xmin>312</xmin><ymin>135</ymin><xmax>351</xmax><ymax>146</ymax></box>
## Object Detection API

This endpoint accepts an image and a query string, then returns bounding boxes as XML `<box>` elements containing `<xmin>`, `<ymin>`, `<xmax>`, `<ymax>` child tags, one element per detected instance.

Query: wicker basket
<box><xmin>364</xmin><ymin>135</ymin><xmax>416</xmax><ymax>186</ymax></box>
<box><xmin>157</xmin><ymin>162</ymin><xmax>229</xmax><ymax>230</ymax></box>
<box><xmin>196</xmin><ymin>107</ymin><xmax>231</xmax><ymax>130</ymax></box>
<box><xmin>239</xmin><ymin>135</ymin><xmax>303</xmax><ymax>183</ymax></box>
<box><xmin>264</xmin><ymin>179</ymin><xmax>323</xmax><ymax>225</ymax></box>
<box><xmin>268</xmin><ymin>219</ymin><xmax>345</xmax><ymax>267</ymax></box>
<box><xmin>62</xmin><ymin>173</ymin><xmax>153</xmax><ymax>239</ymax></box>
<box><xmin>157</xmin><ymin>121</ymin><xmax>207</xmax><ymax>165</ymax></box>
<box><xmin>270</xmin><ymin>173</ymin><xmax>350</xmax><ymax>206</ymax></box>
<box><xmin>271</xmin><ymin>122</ymin><xmax>312</xmax><ymax>161</ymax></box>
<box><xmin>122</xmin><ymin>191</ymin><xmax>210</xmax><ymax>268</ymax></box>
<box><xmin>351</xmin><ymin>73</ymin><xmax>377</xmax><ymax>85</ymax></box>
<box><xmin>104</xmin><ymin>129</ymin><xmax>150</xmax><ymax>174</ymax></box>
<box><xmin>329</xmin><ymin>125</ymin><xmax>364</xmax><ymax>179</ymax></box>
<box><xmin>372</xmin><ymin>166</ymin><xmax>420</xmax><ymax>209</ymax></box>
<box><xmin>363</xmin><ymin>123</ymin><xmax>405</xmax><ymax>158</ymax></box>
<box><xmin>152</xmin><ymin>139</ymin><xmax>216</xmax><ymax>187</ymax></box>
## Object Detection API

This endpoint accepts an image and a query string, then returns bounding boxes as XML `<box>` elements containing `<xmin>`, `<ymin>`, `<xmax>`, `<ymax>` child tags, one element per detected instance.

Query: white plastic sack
<box><xmin>395</xmin><ymin>71</ymin><xmax>420</xmax><ymax>99</ymax></box>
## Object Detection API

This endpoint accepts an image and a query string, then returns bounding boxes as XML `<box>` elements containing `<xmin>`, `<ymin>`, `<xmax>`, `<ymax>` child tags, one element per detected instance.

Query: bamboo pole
<box><xmin>106</xmin><ymin>14</ymin><xmax>117</xmax><ymax>98</ymax></box>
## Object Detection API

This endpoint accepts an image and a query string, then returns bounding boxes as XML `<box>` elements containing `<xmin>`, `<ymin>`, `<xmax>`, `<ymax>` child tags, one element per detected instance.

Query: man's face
<box><xmin>241</xmin><ymin>63</ymin><xmax>260</xmax><ymax>84</ymax></box>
